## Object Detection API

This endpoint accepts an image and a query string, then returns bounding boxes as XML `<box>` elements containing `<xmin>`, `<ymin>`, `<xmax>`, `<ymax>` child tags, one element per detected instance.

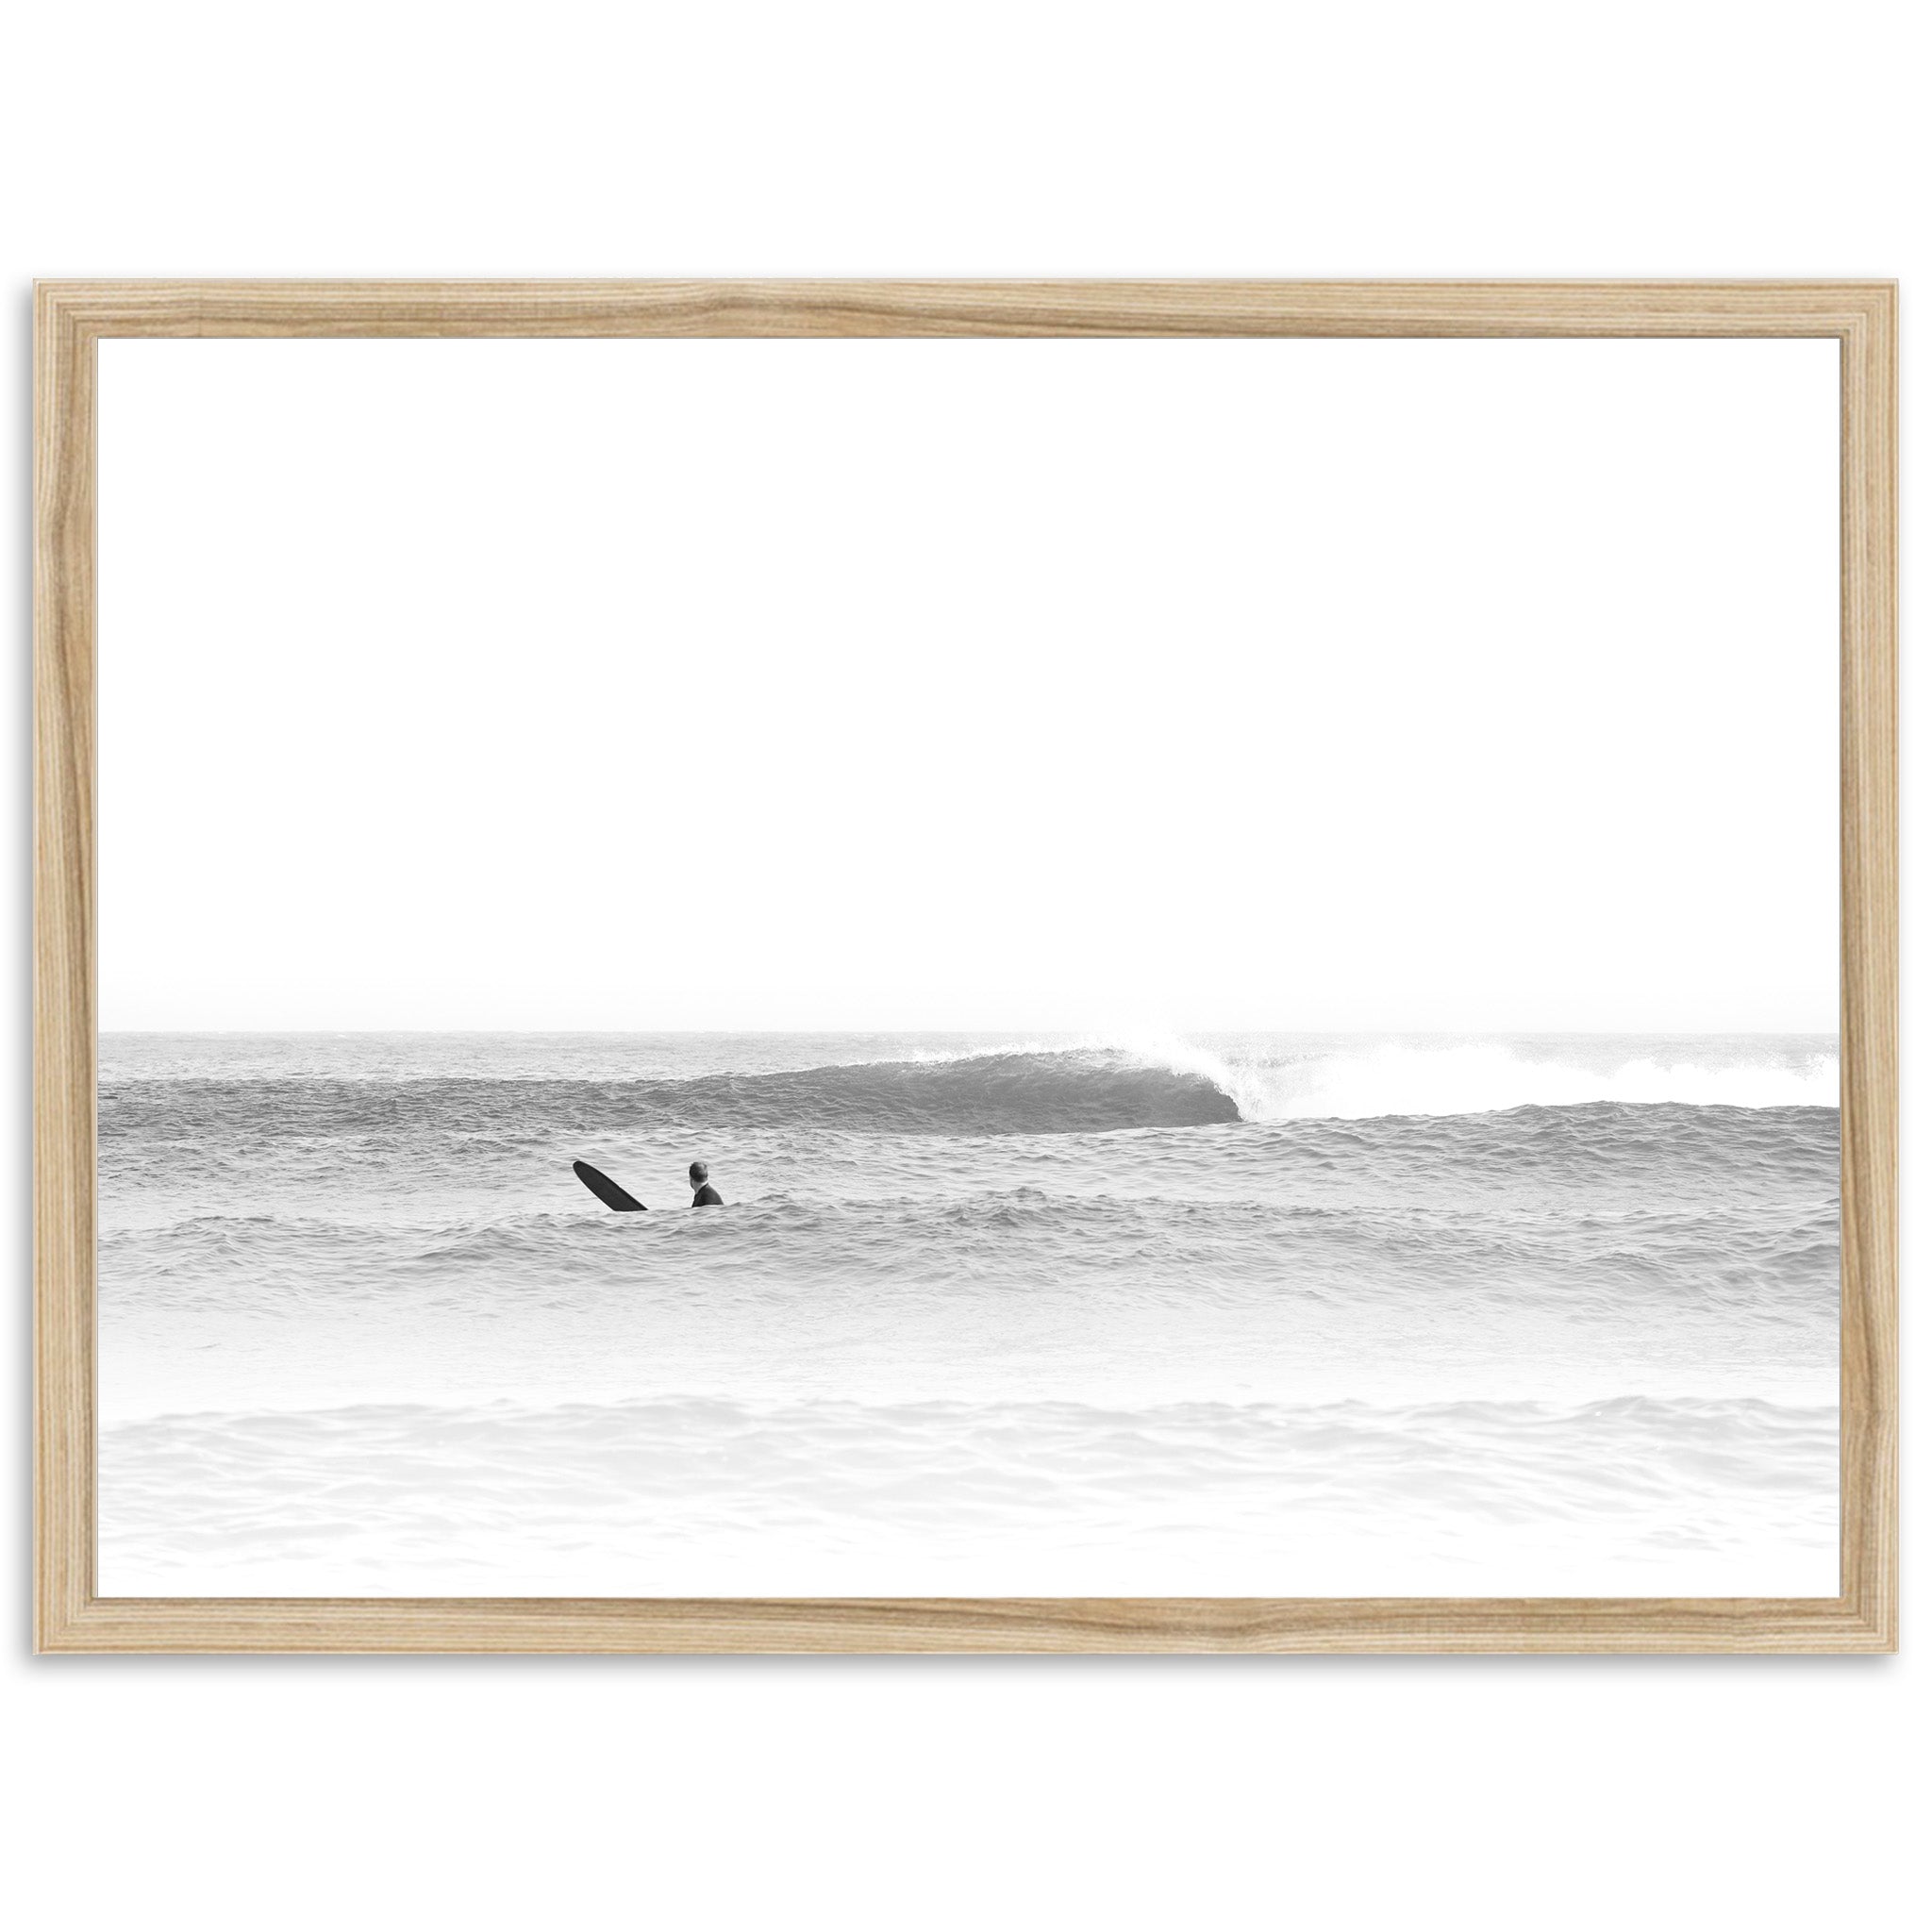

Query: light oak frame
<box><xmin>34</xmin><ymin>281</ymin><xmax>1898</xmax><ymax>1653</ymax></box>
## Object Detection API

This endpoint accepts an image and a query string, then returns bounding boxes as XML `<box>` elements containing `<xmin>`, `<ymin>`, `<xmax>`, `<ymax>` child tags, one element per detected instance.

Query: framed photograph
<box><xmin>35</xmin><ymin>281</ymin><xmax>1895</xmax><ymax>1653</ymax></box>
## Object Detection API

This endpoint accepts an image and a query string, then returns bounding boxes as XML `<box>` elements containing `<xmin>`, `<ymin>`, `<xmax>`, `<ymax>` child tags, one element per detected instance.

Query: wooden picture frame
<box><xmin>35</xmin><ymin>280</ymin><xmax>1897</xmax><ymax>1654</ymax></box>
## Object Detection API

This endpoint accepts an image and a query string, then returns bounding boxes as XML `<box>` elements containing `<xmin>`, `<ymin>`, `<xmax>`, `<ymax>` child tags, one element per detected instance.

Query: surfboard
<box><xmin>574</xmin><ymin>1159</ymin><xmax>648</xmax><ymax>1212</ymax></box>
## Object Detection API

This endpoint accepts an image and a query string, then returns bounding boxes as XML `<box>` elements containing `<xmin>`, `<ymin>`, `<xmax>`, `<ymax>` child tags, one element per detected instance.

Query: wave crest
<box><xmin>1108</xmin><ymin>1036</ymin><xmax>1840</xmax><ymax>1122</ymax></box>
<box><xmin>100</xmin><ymin>1050</ymin><xmax>1239</xmax><ymax>1140</ymax></box>
<box><xmin>97</xmin><ymin>1037</ymin><xmax>1840</xmax><ymax>1140</ymax></box>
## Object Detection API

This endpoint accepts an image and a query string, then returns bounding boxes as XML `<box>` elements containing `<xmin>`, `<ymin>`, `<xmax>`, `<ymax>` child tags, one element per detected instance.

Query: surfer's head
<box><xmin>689</xmin><ymin>1160</ymin><xmax>709</xmax><ymax>1186</ymax></box>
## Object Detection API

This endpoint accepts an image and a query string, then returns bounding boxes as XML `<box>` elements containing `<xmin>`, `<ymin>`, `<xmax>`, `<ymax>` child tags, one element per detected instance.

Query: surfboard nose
<box><xmin>573</xmin><ymin>1159</ymin><xmax>648</xmax><ymax>1211</ymax></box>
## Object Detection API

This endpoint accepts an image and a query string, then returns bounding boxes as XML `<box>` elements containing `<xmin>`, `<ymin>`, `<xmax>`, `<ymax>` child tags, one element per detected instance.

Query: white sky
<box><xmin>98</xmin><ymin>336</ymin><xmax>1840</xmax><ymax>1033</ymax></box>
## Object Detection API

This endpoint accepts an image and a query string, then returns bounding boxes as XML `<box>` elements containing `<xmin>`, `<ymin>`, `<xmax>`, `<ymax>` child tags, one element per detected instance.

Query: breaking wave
<box><xmin>99</xmin><ymin>1037</ymin><xmax>1839</xmax><ymax>1141</ymax></box>
<box><xmin>1128</xmin><ymin>1036</ymin><xmax>1842</xmax><ymax>1122</ymax></box>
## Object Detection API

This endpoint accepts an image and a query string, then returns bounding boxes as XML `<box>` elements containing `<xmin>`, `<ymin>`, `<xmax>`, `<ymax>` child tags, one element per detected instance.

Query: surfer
<box><xmin>690</xmin><ymin>1160</ymin><xmax>724</xmax><ymax>1208</ymax></box>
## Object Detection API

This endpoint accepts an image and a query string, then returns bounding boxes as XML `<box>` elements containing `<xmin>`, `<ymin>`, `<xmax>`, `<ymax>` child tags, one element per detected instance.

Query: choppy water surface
<box><xmin>98</xmin><ymin>1032</ymin><xmax>1840</xmax><ymax>1596</ymax></box>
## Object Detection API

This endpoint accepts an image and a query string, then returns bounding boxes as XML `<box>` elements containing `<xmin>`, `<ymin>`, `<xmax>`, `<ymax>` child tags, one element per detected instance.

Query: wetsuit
<box><xmin>691</xmin><ymin>1182</ymin><xmax>724</xmax><ymax>1207</ymax></box>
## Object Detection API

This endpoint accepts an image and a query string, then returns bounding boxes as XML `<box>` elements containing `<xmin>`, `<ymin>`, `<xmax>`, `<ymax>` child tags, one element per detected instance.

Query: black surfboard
<box><xmin>574</xmin><ymin>1159</ymin><xmax>648</xmax><ymax>1212</ymax></box>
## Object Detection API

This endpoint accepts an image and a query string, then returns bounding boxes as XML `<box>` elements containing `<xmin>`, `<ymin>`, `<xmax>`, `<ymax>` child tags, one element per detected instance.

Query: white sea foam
<box><xmin>98</xmin><ymin>1392</ymin><xmax>1841</xmax><ymax>1598</ymax></box>
<box><xmin>1108</xmin><ymin>1034</ymin><xmax>1840</xmax><ymax>1121</ymax></box>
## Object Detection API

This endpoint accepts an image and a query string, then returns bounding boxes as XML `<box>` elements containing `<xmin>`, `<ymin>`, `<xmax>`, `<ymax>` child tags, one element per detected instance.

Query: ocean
<box><xmin>96</xmin><ymin>1031</ymin><xmax>1841</xmax><ymax>1597</ymax></box>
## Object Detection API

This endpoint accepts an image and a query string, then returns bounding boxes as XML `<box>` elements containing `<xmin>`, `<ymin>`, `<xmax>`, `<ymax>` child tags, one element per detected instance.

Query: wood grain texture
<box><xmin>34</xmin><ymin>284</ymin><xmax>98</xmax><ymax>1655</ymax></box>
<box><xmin>21</xmin><ymin>278</ymin><xmax>1904</xmax><ymax>341</ymax></box>
<box><xmin>1835</xmin><ymin>289</ymin><xmax>1900</xmax><ymax>1651</ymax></box>
<box><xmin>33</xmin><ymin>1592</ymin><xmax>1904</xmax><ymax>1656</ymax></box>
<box><xmin>32</xmin><ymin>281</ymin><xmax>1899</xmax><ymax>1654</ymax></box>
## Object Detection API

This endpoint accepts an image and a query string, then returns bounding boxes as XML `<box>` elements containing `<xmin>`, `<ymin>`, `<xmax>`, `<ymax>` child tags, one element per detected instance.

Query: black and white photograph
<box><xmin>93</xmin><ymin>335</ymin><xmax>1842</xmax><ymax>1600</ymax></box>
<box><xmin>8</xmin><ymin>1</ymin><xmax>1925</xmax><ymax>1925</ymax></box>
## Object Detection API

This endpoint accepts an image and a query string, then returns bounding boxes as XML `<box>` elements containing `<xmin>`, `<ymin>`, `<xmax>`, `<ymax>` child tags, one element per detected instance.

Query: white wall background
<box><xmin>4</xmin><ymin>4</ymin><xmax>1920</xmax><ymax>1927</ymax></box>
